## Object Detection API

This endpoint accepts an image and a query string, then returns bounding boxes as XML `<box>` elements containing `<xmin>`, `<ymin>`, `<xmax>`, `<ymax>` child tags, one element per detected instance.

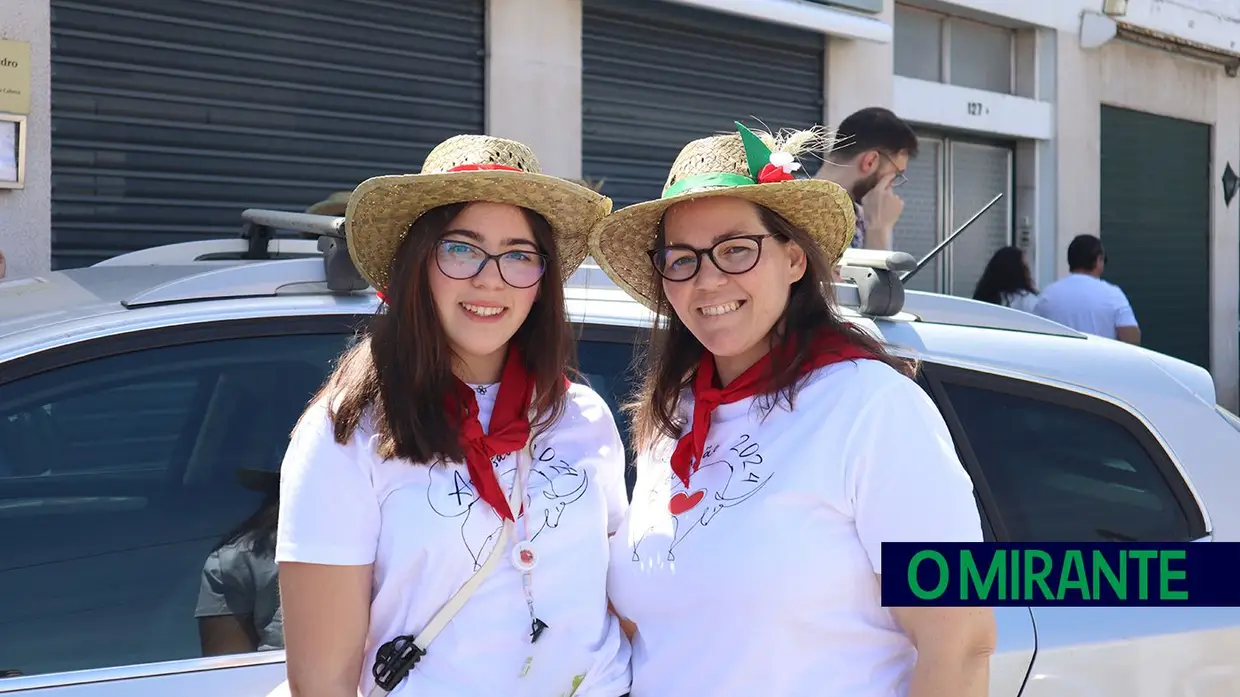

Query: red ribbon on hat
<box><xmin>757</xmin><ymin>163</ymin><xmax>796</xmax><ymax>184</ymax></box>
<box><xmin>447</xmin><ymin>163</ymin><xmax>524</xmax><ymax>173</ymax></box>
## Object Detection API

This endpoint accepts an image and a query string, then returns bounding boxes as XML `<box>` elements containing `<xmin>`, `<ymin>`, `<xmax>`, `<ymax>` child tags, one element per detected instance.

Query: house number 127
<box><xmin>967</xmin><ymin>102</ymin><xmax>986</xmax><ymax>116</ymax></box>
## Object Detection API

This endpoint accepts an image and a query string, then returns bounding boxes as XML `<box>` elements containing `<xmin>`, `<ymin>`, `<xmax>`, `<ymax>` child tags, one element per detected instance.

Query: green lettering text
<box><xmin>1092</xmin><ymin>550</ymin><xmax>1127</xmax><ymax>600</ymax></box>
<box><xmin>1057</xmin><ymin>550</ymin><xmax>1091</xmax><ymax>600</ymax></box>
<box><xmin>1159</xmin><ymin>550</ymin><xmax>1188</xmax><ymax>601</ymax></box>
<box><xmin>1129</xmin><ymin>550</ymin><xmax>1158</xmax><ymax>600</ymax></box>
<box><xmin>962</xmin><ymin>549</ymin><xmax>1004</xmax><ymax>600</ymax></box>
<box><xmin>909</xmin><ymin>550</ymin><xmax>949</xmax><ymax>600</ymax></box>
<box><xmin>1023</xmin><ymin>550</ymin><xmax>1054</xmax><ymax>600</ymax></box>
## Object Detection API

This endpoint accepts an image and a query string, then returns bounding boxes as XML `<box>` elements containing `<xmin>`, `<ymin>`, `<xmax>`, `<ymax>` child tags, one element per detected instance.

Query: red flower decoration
<box><xmin>758</xmin><ymin>163</ymin><xmax>796</xmax><ymax>184</ymax></box>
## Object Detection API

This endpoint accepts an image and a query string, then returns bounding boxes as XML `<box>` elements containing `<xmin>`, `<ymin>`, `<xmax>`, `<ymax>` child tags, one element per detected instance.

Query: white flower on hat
<box><xmin>768</xmin><ymin>150</ymin><xmax>802</xmax><ymax>175</ymax></box>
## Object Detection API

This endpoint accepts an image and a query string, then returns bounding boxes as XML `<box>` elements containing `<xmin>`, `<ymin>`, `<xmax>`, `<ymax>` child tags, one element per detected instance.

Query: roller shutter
<box><xmin>582</xmin><ymin>0</ymin><xmax>825</xmax><ymax>209</ymax></box>
<box><xmin>49</xmin><ymin>0</ymin><xmax>485</xmax><ymax>269</ymax></box>
<box><xmin>1100</xmin><ymin>106</ymin><xmax>1211</xmax><ymax>369</ymax></box>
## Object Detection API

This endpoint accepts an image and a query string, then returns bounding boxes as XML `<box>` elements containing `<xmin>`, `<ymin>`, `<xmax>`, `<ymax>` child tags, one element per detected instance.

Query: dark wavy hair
<box><xmin>306</xmin><ymin>202</ymin><xmax>575</xmax><ymax>463</ymax></box>
<box><xmin>625</xmin><ymin>203</ymin><xmax>918</xmax><ymax>453</ymax></box>
<box><xmin>973</xmin><ymin>246</ymin><xmax>1036</xmax><ymax>306</ymax></box>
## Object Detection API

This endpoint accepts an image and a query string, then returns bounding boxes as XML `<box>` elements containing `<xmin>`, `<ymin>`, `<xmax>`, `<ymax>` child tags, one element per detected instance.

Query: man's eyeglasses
<box><xmin>878</xmin><ymin>151</ymin><xmax>908</xmax><ymax>188</ymax></box>
<box><xmin>435</xmin><ymin>239</ymin><xmax>548</xmax><ymax>289</ymax></box>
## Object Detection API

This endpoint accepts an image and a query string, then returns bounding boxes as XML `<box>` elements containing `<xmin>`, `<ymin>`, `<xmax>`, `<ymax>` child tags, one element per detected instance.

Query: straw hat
<box><xmin>589</xmin><ymin>121</ymin><xmax>855</xmax><ymax>311</ymax></box>
<box><xmin>306</xmin><ymin>191</ymin><xmax>352</xmax><ymax>216</ymax></box>
<box><xmin>346</xmin><ymin>135</ymin><xmax>612</xmax><ymax>292</ymax></box>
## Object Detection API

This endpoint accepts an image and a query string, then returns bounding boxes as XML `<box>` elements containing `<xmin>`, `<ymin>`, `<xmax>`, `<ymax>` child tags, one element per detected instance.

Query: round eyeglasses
<box><xmin>647</xmin><ymin>234</ymin><xmax>774</xmax><ymax>282</ymax></box>
<box><xmin>435</xmin><ymin>239</ymin><xmax>548</xmax><ymax>289</ymax></box>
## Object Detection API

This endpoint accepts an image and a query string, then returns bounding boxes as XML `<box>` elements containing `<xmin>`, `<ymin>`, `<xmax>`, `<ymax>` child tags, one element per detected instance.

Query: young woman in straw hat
<box><xmin>593</xmin><ymin>122</ymin><xmax>995</xmax><ymax>697</ymax></box>
<box><xmin>273</xmin><ymin>134</ymin><xmax>632</xmax><ymax>697</ymax></box>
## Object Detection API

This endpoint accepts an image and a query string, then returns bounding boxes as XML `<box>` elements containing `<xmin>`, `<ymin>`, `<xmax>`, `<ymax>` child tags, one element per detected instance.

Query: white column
<box><xmin>1210</xmin><ymin>79</ymin><xmax>1239</xmax><ymax>412</ymax></box>
<box><xmin>0</xmin><ymin>0</ymin><xmax>51</xmax><ymax>278</ymax></box>
<box><xmin>485</xmin><ymin>0</ymin><xmax>583</xmax><ymax>179</ymax></box>
<box><xmin>824</xmin><ymin>0</ymin><xmax>894</xmax><ymax>127</ymax></box>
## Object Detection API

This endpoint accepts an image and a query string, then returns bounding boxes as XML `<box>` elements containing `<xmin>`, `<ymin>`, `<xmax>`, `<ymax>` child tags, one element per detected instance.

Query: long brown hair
<box><xmin>625</xmin><ymin>203</ymin><xmax>917</xmax><ymax>452</ymax></box>
<box><xmin>311</xmin><ymin>202</ymin><xmax>575</xmax><ymax>463</ymax></box>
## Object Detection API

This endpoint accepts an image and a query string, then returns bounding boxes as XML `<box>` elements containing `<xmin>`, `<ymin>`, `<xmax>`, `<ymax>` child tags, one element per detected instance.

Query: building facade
<box><xmin>1</xmin><ymin>0</ymin><xmax>1237</xmax><ymax>407</ymax></box>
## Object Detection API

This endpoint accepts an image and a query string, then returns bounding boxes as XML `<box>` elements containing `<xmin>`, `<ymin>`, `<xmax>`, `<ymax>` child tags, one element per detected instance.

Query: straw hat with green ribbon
<box><xmin>346</xmin><ymin>134</ymin><xmax>613</xmax><ymax>293</ymax></box>
<box><xmin>589</xmin><ymin>121</ymin><xmax>855</xmax><ymax>311</ymax></box>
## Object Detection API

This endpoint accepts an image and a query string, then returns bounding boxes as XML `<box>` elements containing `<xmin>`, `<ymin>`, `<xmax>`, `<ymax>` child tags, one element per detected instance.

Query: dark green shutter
<box><xmin>582</xmin><ymin>0</ymin><xmax>825</xmax><ymax>208</ymax></box>
<box><xmin>1100</xmin><ymin>105</ymin><xmax>1211</xmax><ymax>369</ymax></box>
<box><xmin>49</xmin><ymin>0</ymin><xmax>485</xmax><ymax>269</ymax></box>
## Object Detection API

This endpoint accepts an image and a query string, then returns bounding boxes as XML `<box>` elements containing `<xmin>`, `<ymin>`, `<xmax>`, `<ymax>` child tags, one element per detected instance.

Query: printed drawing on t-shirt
<box><xmin>427</xmin><ymin>443</ymin><xmax>590</xmax><ymax>570</ymax></box>
<box><xmin>632</xmin><ymin>433</ymin><xmax>771</xmax><ymax>561</ymax></box>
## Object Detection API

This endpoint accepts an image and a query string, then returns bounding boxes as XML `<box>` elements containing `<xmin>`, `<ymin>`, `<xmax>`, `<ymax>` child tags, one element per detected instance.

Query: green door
<box><xmin>1100</xmin><ymin>106</ymin><xmax>1212</xmax><ymax>369</ymax></box>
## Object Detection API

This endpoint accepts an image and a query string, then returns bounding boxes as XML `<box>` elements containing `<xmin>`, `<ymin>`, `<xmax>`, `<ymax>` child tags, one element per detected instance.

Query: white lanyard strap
<box><xmin>366</xmin><ymin>448</ymin><xmax>529</xmax><ymax>697</ymax></box>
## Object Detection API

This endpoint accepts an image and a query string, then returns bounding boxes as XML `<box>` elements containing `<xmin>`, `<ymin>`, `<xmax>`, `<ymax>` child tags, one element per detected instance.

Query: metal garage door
<box><xmin>1100</xmin><ymin>106</ymin><xmax>1211</xmax><ymax>369</ymax></box>
<box><xmin>49</xmin><ymin>0</ymin><xmax>485</xmax><ymax>269</ymax></box>
<box><xmin>892</xmin><ymin>134</ymin><xmax>1012</xmax><ymax>297</ymax></box>
<box><xmin>582</xmin><ymin>0</ymin><xmax>825</xmax><ymax>209</ymax></box>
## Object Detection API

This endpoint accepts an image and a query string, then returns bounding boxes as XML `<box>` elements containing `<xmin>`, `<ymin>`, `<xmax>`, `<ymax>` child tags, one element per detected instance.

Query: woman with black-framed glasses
<box><xmin>591</xmin><ymin>121</ymin><xmax>994</xmax><ymax>697</ymax></box>
<box><xmin>271</xmin><ymin>134</ymin><xmax>634</xmax><ymax>697</ymax></box>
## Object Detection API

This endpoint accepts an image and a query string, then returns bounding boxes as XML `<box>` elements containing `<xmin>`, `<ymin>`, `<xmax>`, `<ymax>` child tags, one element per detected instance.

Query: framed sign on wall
<box><xmin>0</xmin><ymin>113</ymin><xmax>26</xmax><ymax>189</ymax></box>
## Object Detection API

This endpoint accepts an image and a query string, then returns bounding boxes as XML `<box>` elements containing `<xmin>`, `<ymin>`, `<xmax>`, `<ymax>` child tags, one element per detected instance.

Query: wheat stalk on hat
<box><xmin>588</xmin><ymin>121</ymin><xmax>856</xmax><ymax>311</ymax></box>
<box><xmin>344</xmin><ymin>135</ymin><xmax>613</xmax><ymax>293</ymax></box>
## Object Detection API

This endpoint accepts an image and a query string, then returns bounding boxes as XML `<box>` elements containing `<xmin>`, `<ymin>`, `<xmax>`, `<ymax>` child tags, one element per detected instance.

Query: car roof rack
<box><xmin>97</xmin><ymin>208</ymin><xmax>367</xmax><ymax>294</ymax></box>
<box><xmin>838</xmin><ymin>192</ymin><xmax>1006</xmax><ymax>319</ymax></box>
<box><xmin>122</xmin><ymin>257</ymin><xmax>336</xmax><ymax>307</ymax></box>
<box><xmin>93</xmin><ymin>238</ymin><xmax>324</xmax><ymax>267</ymax></box>
<box><xmin>120</xmin><ymin>209</ymin><xmax>372</xmax><ymax>307</ymax></box>
<box><xmin>836</xmin><ymin>249</ymin><xmax>917</xmax><ymax>317</ymax></box>
<box><xmin>238</xmin><ymin>209</ymin><xmax>369</xmax><ymax>293</ymax></box>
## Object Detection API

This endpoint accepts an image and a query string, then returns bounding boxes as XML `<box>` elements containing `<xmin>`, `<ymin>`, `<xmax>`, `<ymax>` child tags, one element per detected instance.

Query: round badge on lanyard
<box><xmin>512</xmin><ymin>540</ymin><xmax>538</xmax><ymax>572</ymax></box>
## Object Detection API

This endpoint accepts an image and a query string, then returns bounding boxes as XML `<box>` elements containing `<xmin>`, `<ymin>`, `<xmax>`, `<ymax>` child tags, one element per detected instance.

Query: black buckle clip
<box><xmin>372</xmin><ymin>634</ymin><xmax>426</xmax><ymax>692</ymax></box>
<box><xmin>531</xmin><ymin>618</ymin><xmax>549</xmax><ymax>644</ymax></box>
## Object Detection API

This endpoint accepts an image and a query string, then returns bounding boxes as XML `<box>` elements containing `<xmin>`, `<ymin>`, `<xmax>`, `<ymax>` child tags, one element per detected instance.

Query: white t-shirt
<box><xmin>607</xmin><ymin>359</ymin><xmax>982</xmax><ymax>697</ymax></box>
<box><xmin>1000</xmin><ymin>289</ymin><xmax>1040</xmax><ymax>314</ymax></box>
<box><xmin>276</xmin><ymin>382</ymin><xmax>633</xmax><ymax>697</ymax></box>
<box><xmin>1032</xmin><ymin>273</ymin><xmax>1138</xmax><ymax>339</ymax></box>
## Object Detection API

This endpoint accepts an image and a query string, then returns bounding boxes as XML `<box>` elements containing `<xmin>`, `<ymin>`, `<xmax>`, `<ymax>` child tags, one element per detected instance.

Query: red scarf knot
<box><xmin>668</xmin><ymin>329</ymin><xmax>876</xmax><ymax>489</ymax></box>
<box><xmin>451</xmin><ymin>344</ymin><xmax>542</xmax><ymax>521</ymax></box>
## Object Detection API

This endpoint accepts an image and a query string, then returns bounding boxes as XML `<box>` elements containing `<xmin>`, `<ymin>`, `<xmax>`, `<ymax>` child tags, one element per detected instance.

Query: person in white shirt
<box><xmin>972</xmin><ymin>245</ymin><xmax>1040</xmax><ymax>313</ymax></box>
<box><xmin>273</xmin><ymin>134</ymin><xmax>632</xmax><ymax>697</ymax></box>
<box><xmin>1033</xmin><ymin>234</ymin><xmax>1141</xmax><ymax>345</ymax></box>
<box><xmin>590</xmin><ymin>121</ymin><xmax>995</xmax><ymax>697</ymax></box>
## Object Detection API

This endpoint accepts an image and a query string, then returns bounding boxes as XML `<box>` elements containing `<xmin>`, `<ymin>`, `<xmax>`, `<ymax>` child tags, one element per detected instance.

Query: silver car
<box><xmin>1</xmin><ymin>211</ymin><xmax>1238</xmax><ymax>696</ymax></box>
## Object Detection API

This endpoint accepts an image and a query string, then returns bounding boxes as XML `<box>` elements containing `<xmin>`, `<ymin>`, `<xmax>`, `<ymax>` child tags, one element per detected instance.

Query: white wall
<box><xmin>1057</xmin><ymin>23</ymin><xmax>1240</xmax><ymax>410</ymax></box>
<box><xmin>825</xmin><ymin>0</ymin><xmax>895</xmax><ymax>125</ymax></box>
<box><xmin>927</xmin><ymin>0</ymin><xmax>1240</xmax><ymax>46</ymax></box>
<box><xmin>0</xmin><ymin>0</ymin><xmax>50</xmax><ymax>278</ymax></box>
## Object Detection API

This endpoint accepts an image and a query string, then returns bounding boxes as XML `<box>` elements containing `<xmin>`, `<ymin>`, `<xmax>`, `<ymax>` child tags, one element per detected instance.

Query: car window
<box><xmin>576</xmin><ymin>335</ymin><xmax>641</xmax><ymax>497</ymax></box>
<box><xmin>0</xmin><ymin>332</ymin><xmax>351</xmax><ymax>678</ymax></box>
<box><xmin>936</xmin><ymin>372</ymin><xmax>1200</xmax><ymax>543</ymax></box>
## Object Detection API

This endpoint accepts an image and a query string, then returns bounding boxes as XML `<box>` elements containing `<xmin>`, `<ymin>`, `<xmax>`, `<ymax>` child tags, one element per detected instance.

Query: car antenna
<box><xmin>900</xmin><ymin>192</ymin><xmax>1004</xmax><ymax>283</ymax></box>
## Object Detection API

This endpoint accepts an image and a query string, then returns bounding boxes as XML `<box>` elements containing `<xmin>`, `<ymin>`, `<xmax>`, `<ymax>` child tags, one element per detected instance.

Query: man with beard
<box><xmin>817</xmin><ymin>107</ymin><xmax>918</xmax><ymax>251</ymax></box>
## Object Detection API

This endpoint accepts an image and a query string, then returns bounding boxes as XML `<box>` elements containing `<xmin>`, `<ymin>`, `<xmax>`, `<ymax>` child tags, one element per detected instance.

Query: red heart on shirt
<box><xmin>668</xmin><ymin>489</ymin><xmax>705</xmax><ymax>516</ymax></box>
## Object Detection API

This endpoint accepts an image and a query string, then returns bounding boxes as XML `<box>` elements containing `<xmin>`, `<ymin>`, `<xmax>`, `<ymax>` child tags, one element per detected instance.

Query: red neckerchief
<box><xmin>669</xmin><ymin>330</ymin><xmax>876</xmax><ymax>488</ymax></box>
<box><xmin>453</xmin><ymin>345</ymin><xmax>537</xmax><ymax>522</ymax></box>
